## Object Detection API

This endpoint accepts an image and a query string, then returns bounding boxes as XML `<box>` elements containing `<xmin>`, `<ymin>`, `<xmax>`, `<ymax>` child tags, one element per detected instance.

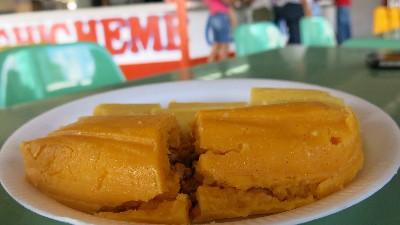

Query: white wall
<box><xmin>351</xmin><ymin>0</ymin><xmax>381</xmax><ymax>37</ymax></box>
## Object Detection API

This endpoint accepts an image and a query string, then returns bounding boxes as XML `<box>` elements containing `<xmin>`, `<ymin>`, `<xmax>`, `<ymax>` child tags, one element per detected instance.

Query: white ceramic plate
<box><xmin>1</xmin><ymin>79</ymin><xmax>400</xmax><ymax>225</ymax></box>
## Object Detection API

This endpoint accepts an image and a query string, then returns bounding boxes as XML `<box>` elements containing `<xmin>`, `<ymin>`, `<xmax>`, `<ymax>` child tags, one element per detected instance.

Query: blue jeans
<box><xmin>209</xmin><ymin>13</ymin><xmax>231</xmax><ymax>44</ymax></box>
<box><xmin>337</xmin><ymin>6</ymin><xmax>351</xmax><ymax>44</ymax></box>
<box><xmin>273</xmin><ymin>3</ymin><xmax>304</xmax><ymax>44</ymax></box>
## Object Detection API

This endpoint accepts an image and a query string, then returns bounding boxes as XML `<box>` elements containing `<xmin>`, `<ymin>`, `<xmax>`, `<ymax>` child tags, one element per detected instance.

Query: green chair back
<box><xmin>0</xmin><ymin>42</ymin><xmax>125</xmax><ymax>108</ymax></box>
<box><xmin>234</xmin><ymin>22</ymin><xmax>284</xmax><ymax>56</ymax></box>
<box><xmin>300</xmin><ymin>16</ymin><xmax>336</xmax><ymax>47</ymax></box>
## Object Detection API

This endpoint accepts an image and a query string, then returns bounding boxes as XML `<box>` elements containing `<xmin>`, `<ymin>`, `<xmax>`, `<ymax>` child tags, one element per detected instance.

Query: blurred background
<box><xmin>0</xmin><ymin>0</ymin><xmax>382</xmax><ymax>38</ymax></box>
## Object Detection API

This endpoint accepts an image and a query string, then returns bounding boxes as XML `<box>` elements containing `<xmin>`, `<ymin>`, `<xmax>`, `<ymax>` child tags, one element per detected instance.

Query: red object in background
<box><xmin>120</xmin><ymin>57</ymin><xmax>207</xmax><ymax>80</ymax></box>
<box><xmin>177</xmin><ymin>0</ymin><xmax>191</xmax><ymax>70</ymax></box>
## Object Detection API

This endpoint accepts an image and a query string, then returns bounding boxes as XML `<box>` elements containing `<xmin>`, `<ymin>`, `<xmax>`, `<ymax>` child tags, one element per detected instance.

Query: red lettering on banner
<box><xmin>129</xmin><ymin>16</ymin><xmax>162</xmax><ymax>52</ymax></box>
<box><xmin>101</xmin><ymin>18</ymin><xmax>128</xmax><ymax>55</ymax></box>
<box><xmin>37</xmin><ymin>24</ymin><xmax>48</xmax><ymax>43</ymax></box>
<box><xmin>164</xmin><ymin>14</ymin><xmax>179</xmax><ymax>50</ymax></box>
<box><xmin>0</xmin><ymin>29</ymin><xmax>10</xmax><ymax>44</ymax></box>
<box><xmin>1</xmin><ymin>13</ymin><xmax>183</xmax><ymax>55</ymax></box>
<box><xmin>75</xmin><ymin>20</ymin><xmax>98</xmax><ymax>42</ymax></box>
<box><xmin>49</xmin><ymin>23</ymin><xmax>70</xmax><ymax>43</ymax></box>
<box><xmin>13</xmin><ymin>26</ymin><xmax>35</xmax><ymax>44</ymax></box>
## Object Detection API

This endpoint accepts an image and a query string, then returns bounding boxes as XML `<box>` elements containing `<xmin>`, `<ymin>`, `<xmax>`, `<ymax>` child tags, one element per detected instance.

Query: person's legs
<box><xmin>273</xmin><ymin>6</ymin><xmax>284</xmax><ymax>29</ymax></box>
<box><xmin>208</xmin><ymin>43</ymin><xmax>220</xmax><ymax>62</ymax></box>
<box><xmin>283</xmin><ymin>3</ymin><xmax>304</xmax><ymax>44</ymax></box>
<box><xmin>209</xmin><ymin>13</ymin><xmax>231</xmax><ymax>61</ymax></box>
<box><xmin>219</xmin><ymin>43</ymin><xmax>229</xmax><ymax>61</ymax></box>
<box><xmin>337</xmin><ymin>6</ymin><xmax>351</xmax><ymax>44</ymax></box>
<box><xmin>208</xmin><ymin>14</ymin><xmax>222</xmax><ymax>62</ymax></box>
<box><xmin>273</xmin><ymin>6</ymin><xmax>289</xmax><ymax>41</ymax></box>
<box><xmin>273</xmin><ymin>6</ymin><xmax>282</xmax><ymax>24</ymax></box>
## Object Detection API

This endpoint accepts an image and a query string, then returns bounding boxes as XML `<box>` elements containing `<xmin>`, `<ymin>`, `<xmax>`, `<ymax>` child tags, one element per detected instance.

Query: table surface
<box><xmin>1</xmin><ymin>46</ymin><xmax>399</xmax><ymax>225</ymax></box>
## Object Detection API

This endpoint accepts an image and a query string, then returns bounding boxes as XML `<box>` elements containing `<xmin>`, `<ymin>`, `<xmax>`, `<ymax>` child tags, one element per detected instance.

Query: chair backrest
<box><xmin>0</xmin><ymin>42</ymin><xmax>125</xmax><ymax>108</ymax></box>
<box><xmin>300</xmin><ymin>16</ymin><xmax>336</xmax><ymax>47</ymax></box>
<box><xmin>233</xmin><ymin>22</ymin><xmax>285</xmax><ymax>56</ymax></box>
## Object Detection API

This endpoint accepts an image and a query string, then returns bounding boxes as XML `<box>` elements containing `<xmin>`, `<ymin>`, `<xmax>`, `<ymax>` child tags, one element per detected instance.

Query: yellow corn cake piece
<box><xmin>20</xmin><ymin>115</ymin><xmax>184</xmax><ymax>216</ymax></box>
<box><xmin>93</xmin><ymin>103</ymin><xmax>161</xmax><ymax>116</ymax></box>
<box><xmin>193</xmin><ymin>102</ymin><xmax>364</xmax><ymax>221</ymax></box>
<box><xmin>158</xmin><ymin>102</ymin><xmax>248</xmax><ymax>135</ymax></box>
<box><xmin>167</xmin><ymin>101</ymin><xmax>247</xmax><ymax>110</ymax></box>
<box><xmin>93</xmin><ymin>102</ymin><xmax>247</xmax><ymax>143</ymax></box>
<box><xmin>251</xmin><ymin>88</ymin><xmax>345</xmax><ymax>108</ymax></box>
<box><xmin>97</xmin><ymin>194</ymin><xmax>191</xmax><ymax>224</ymax></box>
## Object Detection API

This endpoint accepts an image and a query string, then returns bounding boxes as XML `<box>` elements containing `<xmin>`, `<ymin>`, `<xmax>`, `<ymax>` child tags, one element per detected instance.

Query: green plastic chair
<box><xmin>234</xmin><ymin>22</ymin><xmax>285</xmax><ymax>56</ymax></box>
<box><xmin>0</xmin><ymin>42</ymin><xmax>125</xmax><ymax>108</ymax></box>
<box><xmin>300</xmin><ymin>16</ymin><xmax>336</xmax><ymax>47</ymax></box>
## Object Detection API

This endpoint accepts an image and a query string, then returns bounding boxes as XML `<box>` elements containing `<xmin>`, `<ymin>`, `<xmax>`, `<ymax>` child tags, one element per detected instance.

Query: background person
<box><xmin>272</xmin><ymin>0</ymin><xmax>312</xmax><ymax>44</ymax></box>
<box><xmin>335</xmin><ymin>0</ymin><xmax>351</xmax><ymax>44</ymax></box>
<box><xmin>205</xmin><ymin>0</ymin><xmax>236</xmax><ymax>62</ymax></box>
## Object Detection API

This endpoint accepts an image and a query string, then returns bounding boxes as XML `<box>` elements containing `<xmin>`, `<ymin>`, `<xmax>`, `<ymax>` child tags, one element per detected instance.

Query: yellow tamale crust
<box><xmin>20</xmin><ymin>115</ymin><xmax>181</xmax><ymax>214</ymax></box>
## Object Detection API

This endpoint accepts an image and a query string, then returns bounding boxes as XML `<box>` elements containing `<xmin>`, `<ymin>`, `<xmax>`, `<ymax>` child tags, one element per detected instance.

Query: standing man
<box><xmin>335</xmin><ymin>0</ymin><xmax>352</xmax><ymax>44</ymax></box>
<box><xmin>272</xmin><ymin>0</ymin><xmax>312</xmax><ymax>44</ymax></box>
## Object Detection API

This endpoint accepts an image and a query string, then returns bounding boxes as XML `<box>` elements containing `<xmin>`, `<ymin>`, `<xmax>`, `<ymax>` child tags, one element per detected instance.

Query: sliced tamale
<box><xmin>93</xmin><ymin>103</ymin><xmax>161</xmax><ymax>116</ymax></box>
<box><xmin>192</xmin><ymin>102</ymin><xmax>364</xmax><ymax>221</ymax></box>
<box><xmin>21</xmin><ymin>115</ymin><xmax>181</xmax><ymax>214</ymax></box>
